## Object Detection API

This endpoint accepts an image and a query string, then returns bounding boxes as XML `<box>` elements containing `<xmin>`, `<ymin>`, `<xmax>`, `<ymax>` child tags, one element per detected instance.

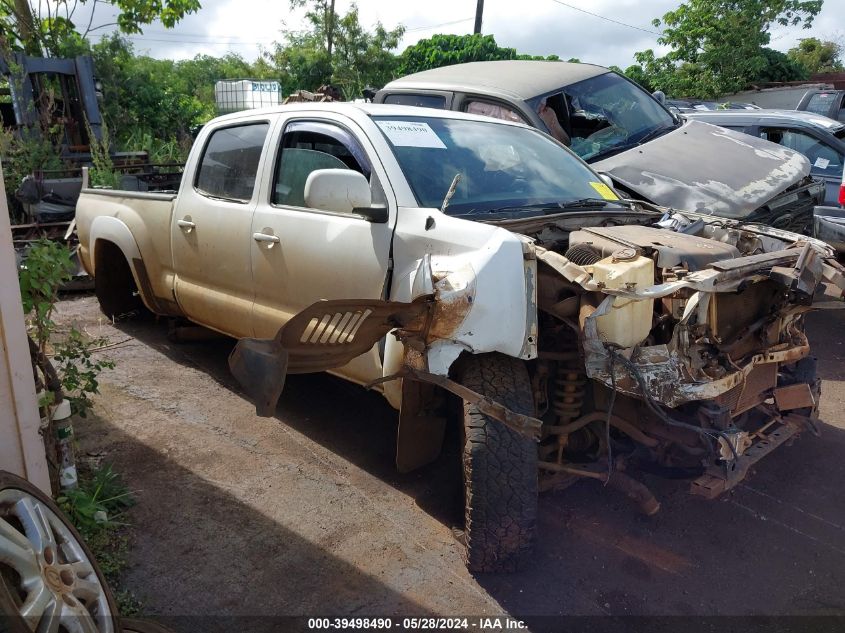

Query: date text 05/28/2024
<box><xmin>307</xmin><ymin>618</ymin><xmax>528</xmax><ymax>630</ymax></box>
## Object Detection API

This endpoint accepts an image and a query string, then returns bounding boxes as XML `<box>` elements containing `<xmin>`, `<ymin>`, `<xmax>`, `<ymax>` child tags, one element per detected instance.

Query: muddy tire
<box><xmin>0</xmin><ymin>471</ymin><xmax>120</xmax><ymax>633</ymax></box>
<box><xmin>94</xmin><ymin>242</ymin><xmax>146</xmax><ymax>321</ymax></box>
<box><xmin>457</xmin><ymin>353</ymin><xmax>538</xmax><ymax>573</ymax></box>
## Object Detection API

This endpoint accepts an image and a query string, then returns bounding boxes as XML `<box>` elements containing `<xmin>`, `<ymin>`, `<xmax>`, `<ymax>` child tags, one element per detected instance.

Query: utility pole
<box><xmin>326</xmin><ymin>0</ymin><xmax>336</xmax><ymax>62</ymax></box>
<box><xmin>474</xmin><ymin>0</ymin><xmax>484</xmax><ymax>34</ymax></box>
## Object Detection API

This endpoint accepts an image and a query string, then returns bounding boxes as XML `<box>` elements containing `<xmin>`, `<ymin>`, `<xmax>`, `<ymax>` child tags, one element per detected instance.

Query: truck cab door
<box><xmin>171</xmin><ymin>120</ymin><xmax>273</xmax><ymax>338</ymax></box>
<box><xmin>250</xmin><ymin>117</ymin><xmax>396</xmax><ymax>384</ymax></box>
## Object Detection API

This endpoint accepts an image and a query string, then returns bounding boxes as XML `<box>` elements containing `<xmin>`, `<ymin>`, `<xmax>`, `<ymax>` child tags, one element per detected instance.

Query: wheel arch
<box><xmin>88</xmin><ymin>216</ymin><xmax>154</xmax><ymax>313</ymax></box>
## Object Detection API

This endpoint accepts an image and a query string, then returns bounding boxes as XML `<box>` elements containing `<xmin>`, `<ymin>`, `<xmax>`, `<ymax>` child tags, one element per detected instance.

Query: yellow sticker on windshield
<box><xmin>589</xmin><ymin>181</ymin><xmax>619</xmax><ymax>200</ymax></box>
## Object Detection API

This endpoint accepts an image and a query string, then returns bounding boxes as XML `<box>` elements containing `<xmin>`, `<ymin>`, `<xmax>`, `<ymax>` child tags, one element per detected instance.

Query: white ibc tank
<box><xmin>591</xmin><ymin>248</ymin><xmax>654</xmax><ymax>348</ymax></box>
<box><xmin>214</xmin><ymin>80</ymin><xmax>282</xmax><ymax>113</ymax></box>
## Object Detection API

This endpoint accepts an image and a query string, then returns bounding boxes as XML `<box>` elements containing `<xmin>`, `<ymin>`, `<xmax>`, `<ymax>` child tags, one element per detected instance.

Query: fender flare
<box><xmin>88</xmin><ymin>216</ymin><xmax>152</xmax><ymax>309</ymax></box>
<box><xmin>89</xmin><ymin>216</ymin><xmax>142</xmax><ymax>267</ymax></box>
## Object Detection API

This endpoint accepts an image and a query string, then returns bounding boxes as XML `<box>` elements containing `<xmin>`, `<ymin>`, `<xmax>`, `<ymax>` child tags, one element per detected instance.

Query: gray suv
<box><xmin>378</xmin><ymin>60</ymin><xmax>825</xmax><ymax>233</ymax></box>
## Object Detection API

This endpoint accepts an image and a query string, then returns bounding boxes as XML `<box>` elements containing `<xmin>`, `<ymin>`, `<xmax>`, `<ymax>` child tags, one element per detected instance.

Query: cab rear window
<box><xmin>195</xmin><ymin>123</ymin><xmax>269</xmax><ymax>202</ymax></box>
<box><xmin>382</xmin><ymin>94</ymin><xmax>446</xmax><ymax>109</ymax></box>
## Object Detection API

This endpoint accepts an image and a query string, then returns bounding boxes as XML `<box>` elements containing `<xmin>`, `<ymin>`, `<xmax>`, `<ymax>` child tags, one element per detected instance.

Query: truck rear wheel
<box><xmin>457</xmin><ymin>353</ymin><xmax>538</xmax><ymax>572</ymax></box>
<box><xmin>94</xmin><ymin>242</ymin><xmax>145</xmax><ymax>321</ymax></box>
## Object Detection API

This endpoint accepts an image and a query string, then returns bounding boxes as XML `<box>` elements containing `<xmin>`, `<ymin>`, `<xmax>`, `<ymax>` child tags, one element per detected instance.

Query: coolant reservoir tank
<box><xmin>591</xmin><ymin>248</ymin><xmax>654</xmax><ymax>348</ymax></box>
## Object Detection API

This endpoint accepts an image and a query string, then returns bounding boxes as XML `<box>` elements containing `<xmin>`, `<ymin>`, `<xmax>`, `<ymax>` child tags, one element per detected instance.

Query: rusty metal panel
<box><xmin>733</xmin><ymin>362</ymin><xmax>778</xmax><ymax>414</ymax></box>
<box><xmin>708</xmin><ymin>280</ymin><xmax>784</xmax><ymax>343</ymax></box>
<box><xmin>714</xmin><ymin>382</ymin><xmax>743</xmax><ymax>412</ymax></box>
<box><xmin>690</xmin><ymin>421</ymin><xmax>801</xmax><ymax>499</ymax></box>
<box><xmin>773</xmin><ymin>383</ymin><xmax>816</xmax><ymax>410</ymax></box>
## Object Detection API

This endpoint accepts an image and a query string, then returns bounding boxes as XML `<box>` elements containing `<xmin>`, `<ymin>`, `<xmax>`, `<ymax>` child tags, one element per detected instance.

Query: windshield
<box><xmin>551</xmin><ymin>72</ymin><xmax>676</xmax><ymax>162</ymax></box>
<box><xmin>374</xmin><ymin>116</ymin><xmax>616</xmax><ymax>216</ymax></box>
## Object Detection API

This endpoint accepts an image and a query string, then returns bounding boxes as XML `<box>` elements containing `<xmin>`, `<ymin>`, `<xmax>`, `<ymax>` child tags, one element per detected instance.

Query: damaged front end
<box><xmin>228</xmin><ymin>201</ymin><xmax>845</xmax><ymax>506</ymax></box>
<box><xmin>525</xmin><ymin>209</ymin><xmax>845</xmax><ymax>499</ymax></box>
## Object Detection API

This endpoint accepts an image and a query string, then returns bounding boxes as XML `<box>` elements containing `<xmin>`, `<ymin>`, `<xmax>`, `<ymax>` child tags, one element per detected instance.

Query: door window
<box><xmin>464</xmin><ymin>100</ymin><xmax>526</xmax><ymax>124</ymax></box>
<box><xmin>273</xmin><ymin>121</ymin><xmax>381</xmax><ymax>208</ymax></box>
<box><xmin>195</xmin><ymin>123</ymin><xmax>270</xmax><ymax>202</ymax></box>
<box><xmin>760</xmin><ymin>127</ymin><xmax>844</xmax><ymax>176</ymax></box>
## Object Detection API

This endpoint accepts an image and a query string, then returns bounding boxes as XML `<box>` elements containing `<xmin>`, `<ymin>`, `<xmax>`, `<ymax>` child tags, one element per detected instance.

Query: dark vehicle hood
<box><xmin>593</xmin><ymin>120</ymin><xmax>810</xmax><ymax>218</ymax></box>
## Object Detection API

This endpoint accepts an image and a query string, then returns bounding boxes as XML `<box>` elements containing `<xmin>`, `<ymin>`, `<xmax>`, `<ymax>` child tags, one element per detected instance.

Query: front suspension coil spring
<box><xmin>552</xmin><ymin>369</ymin><xmax>587</xmax><ymax>424</ymax></box>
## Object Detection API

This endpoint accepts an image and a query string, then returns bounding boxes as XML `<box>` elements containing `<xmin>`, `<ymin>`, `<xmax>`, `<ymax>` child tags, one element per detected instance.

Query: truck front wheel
<box><xmin>457</xmin><ymin>353</ymin><xmax>538</xmax><ymax>572</ymax></box>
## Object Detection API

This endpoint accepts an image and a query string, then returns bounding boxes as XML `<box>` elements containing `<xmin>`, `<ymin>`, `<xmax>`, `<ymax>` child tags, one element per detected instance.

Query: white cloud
<box><xmin>75</xmin><ymin>0</ymin><xmax>843</xmax><ymax>76</ymax></box>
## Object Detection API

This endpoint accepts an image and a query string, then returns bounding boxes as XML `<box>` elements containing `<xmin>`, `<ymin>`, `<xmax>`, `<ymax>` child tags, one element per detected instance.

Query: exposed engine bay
<box><xmin>228</xmin><ymin>198</ymin><xmax>845</xmax><ymax>512</ymax></box>
<box><xmin>492</xmin><ymin>204</ymin><xmax>845</xmax><ymax>503</ymax></box>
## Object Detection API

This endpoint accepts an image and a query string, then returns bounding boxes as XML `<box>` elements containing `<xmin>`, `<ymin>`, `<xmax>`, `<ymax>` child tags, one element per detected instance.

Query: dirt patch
<box><xmin>57</xmin><ymin>295</ymin><xmax>845</xmax><ymax>623</ymax></box>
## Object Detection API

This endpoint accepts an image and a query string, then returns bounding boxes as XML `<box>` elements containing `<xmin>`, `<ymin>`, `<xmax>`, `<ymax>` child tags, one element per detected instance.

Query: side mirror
<box><xmin>598</xmin><ymin>173</ymin><xmax>615</xmax><ymax>189</ymax></box>
<box><xmin>652</xmin><ymin>90</ymin><xmax>666</xmax><ymax>105</ymax></box>
<box><xmin>304</xmin><ymin>169</ymin><xmax>384</xmax><ymax>221</ymax></box>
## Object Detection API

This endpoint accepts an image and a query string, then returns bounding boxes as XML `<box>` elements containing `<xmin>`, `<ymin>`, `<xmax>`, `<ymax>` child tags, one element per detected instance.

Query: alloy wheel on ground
<box><xmin>0</xmin><ymin>472</ymin><xmax>119</xmax><ymax>633</ymax></box>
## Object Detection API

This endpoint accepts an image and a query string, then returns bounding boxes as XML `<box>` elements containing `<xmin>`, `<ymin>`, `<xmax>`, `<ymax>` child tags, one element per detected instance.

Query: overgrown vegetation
<box><xmin>86</xmin><ymin>119</ymin><xmax>122</xmax><ymax>189</ymax></box>
<box><xmin>19</xmin><ymin>240</ymin><xmax>112</xmax><ymax>414</ymax></box>
<box><xmin>787</xmin><ymin>36</ymin><xmax>844</xmax><ymax>74</ymax></box>
<box><xmin>58</xmin><ymin>464</ymin><xmax>141</xmax><ymax>615</ymax></box>
<box><xmin>18</xmin><ymin>240</ymin><xmax>136</xmax><ymax>612</ymax></box>
<box><xmin>0</xmin><ymin>78</ymin><xmax>68</xmax><ymax>220</ymax></box>
<box><xmin>53</xmin><ymin>328</ymin><xmax>115</xmax><ymax>417</ymax></box>
<box><xmin>397</xmin><ymin>33</ymin><xmax>561</xmax><ymax>76</ymax></box>
<box><xmin>58</xmin><ymin>464</ymin><xmax>134</xmax><ymax>535</ymax></box>
<box><xmin>2</xmin><ymin>0</ymin><xmax>834</xmax><ymax>182</ymax></box>
<box><xmin>18</xmin><ymin>239</ymin><xmax>76</xmax><ymax>382</ymax></box>
<box><xmin>623</xmin><ymin>0</ymin><xmax>826</xmax><ymax>98</ymax></box>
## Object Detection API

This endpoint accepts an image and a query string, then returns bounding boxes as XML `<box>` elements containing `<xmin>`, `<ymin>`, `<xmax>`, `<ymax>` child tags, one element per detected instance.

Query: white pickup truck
<box><xmin>77</xmin><ymin>103</ymin><xmax>845</xmax><ymax>572</ymax></box>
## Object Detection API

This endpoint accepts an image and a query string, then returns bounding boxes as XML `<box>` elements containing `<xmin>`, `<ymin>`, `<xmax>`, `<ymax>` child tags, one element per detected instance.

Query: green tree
<box><xmin>614</xmin><ymin>64</ymin><xmax>656</xmax><ymax>92</ymax></box>
<box><xmin>92</xmin><ymin>35</ymin><xmax>204</xmax><ymax>143</ymax></box>
<box><xmin>331</xmin><ymin>6</ymin><xmax>404</xmax><ymax>98</ymax></box>
<box><xmin>269</xmin><ymin>2</ymin><xmax>403</xmax><ymax>97</ymax></box>
<box><xmin>288</xmin><ymin>0</ymin><xmax>337</xmax><ymax>61</ymax></box>
<box><xmin>788</xmin><ymin>37</ymin><xmax>844</xmax><ymax>74</ymax></box>
<box><xmin>633</xmin><ymin>0</ymin><xmax>823</xmax><ymax>98</ymax></box>
<box><xmin>756</xmin><ymin>46</ymin><xmax>809</xmax><ymax>83</ymax></box>
<box><xmin>397</xmin><ymin>33</ymin><xmax>558</xmax><ymax>76</ymax></box>
<box><xmin>0</xmin><ymin>0</ymin><xmax>201</xmax><ymax>57</ymax></box>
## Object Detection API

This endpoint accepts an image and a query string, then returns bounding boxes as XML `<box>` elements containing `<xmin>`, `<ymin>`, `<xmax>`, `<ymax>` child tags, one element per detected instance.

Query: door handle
<box><xmin>177</xmin><ymin>219</ymin><xmax>196</xmax><ymax>230</ymax></box>
<box><xmin>253</xmin><ymin>232</ymin><xmax>280</xmax><ymax>243</ymax></box>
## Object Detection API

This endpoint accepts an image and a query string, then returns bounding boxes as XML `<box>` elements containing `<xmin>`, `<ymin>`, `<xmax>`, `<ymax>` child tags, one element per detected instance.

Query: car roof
<box><xmin>685</xmin><ymin>109</ymin><xmax>845</xmax><ymax>132</ymax></box>
<box><xmin>381</xmin><ymin>60</ymin><xmax>610</xmax><ymax>101</ymax></box>
<box><xmin>210</xmin><ymin>101</ymin><xmax>537</xmax><ymax>127</ymax></box>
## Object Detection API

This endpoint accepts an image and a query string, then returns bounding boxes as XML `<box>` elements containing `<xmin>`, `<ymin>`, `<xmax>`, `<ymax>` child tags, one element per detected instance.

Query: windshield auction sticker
<box><xmin>377</xmin><ymin>121</ymin><xmax>447</xmax><ymax>149</ymax></box>
<box><xmin>589</xmin><ymin>181</ymin><xmax>619</xmax><ymax>200</ymax></box>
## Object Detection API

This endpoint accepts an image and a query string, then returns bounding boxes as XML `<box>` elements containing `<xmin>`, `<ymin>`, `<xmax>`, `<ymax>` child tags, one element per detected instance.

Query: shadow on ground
<box><xmin>83</xmin><ymin>419</ymin><xmax>428</xmax><ymax>632</ymax></box>
<box><xmin>103</xmin><ymin>309</ymin><xmax>845</xmax><ymax>620</ymax></box>
<box><xmin>112</xmin><ymin>317</ymin><xmax>465</xmax><ymax>528</ymax></box>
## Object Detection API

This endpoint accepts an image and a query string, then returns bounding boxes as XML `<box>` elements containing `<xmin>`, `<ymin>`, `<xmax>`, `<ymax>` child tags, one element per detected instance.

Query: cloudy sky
<box><xmin>78</xmin><ymin>0</ymin><xmax>844</xmax><ymax>71</ymax></box>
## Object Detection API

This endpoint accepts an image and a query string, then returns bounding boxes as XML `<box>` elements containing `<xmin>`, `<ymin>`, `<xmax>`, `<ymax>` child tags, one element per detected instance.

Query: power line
<box><xmin>97</xmin><ymin>16</ymin><xmax>474</xmax><ymax>47</ymax></box>
<box><xmin>131</xmin><ymin>29</ymin><xmax>277</xmax><ymax>42</ymax></box>
<box><xmin>547</xmin><ymin>0</ymin><xmax>663</xmax><ymax>36</ymax></box>
<box><xmin>405</xmin><ymin>17</ymin><xmax>474</xmax><ymax>33</ymax></box>
<box><xmin>99</xmin><ymin>33</ymin><xmax>265</xmax><ymax>47</ymax></box>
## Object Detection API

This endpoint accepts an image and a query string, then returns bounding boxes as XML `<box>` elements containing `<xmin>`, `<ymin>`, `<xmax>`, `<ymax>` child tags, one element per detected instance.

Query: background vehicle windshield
<box><xmin>373</xmin><ymin>116</ymin><xmax>612</xmax><ymax>215</ymax></box>
<box><xmin>559</xmin><ymin>72</ymin><xmax>676</xmax><ymax>161</ymax></box>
